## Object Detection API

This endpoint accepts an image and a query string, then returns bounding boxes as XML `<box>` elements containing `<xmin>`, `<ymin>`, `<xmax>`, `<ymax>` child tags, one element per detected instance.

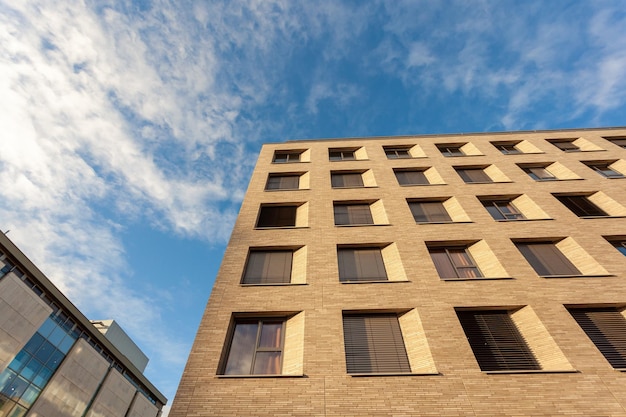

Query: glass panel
<box><xmin>430</xmin><ymin>250</ymin><xmax>457</xmax><ymax>278</ymax></box>
<box><xmin>18</xmin><ymin>385</ymin><xmax>40</xmax><ymax>407</ymax></box>
<box><xmin>32</xmin><ymin>367</ymin><xmax>53</xmax><ymax>388</ymax></box>
<box><xmin>58</xmin><ymin>335</ymin><xmax>75</xmax><ymax>354</ymax></box>
<box><xmin>396</xmin><ymin>170</ymin><xmax>428</xmax><ymax>185</ymax></box>
<box><xmin>224</xmin><ymin>323</ymin><xmax>258</xmax><ymax>375</ymax></box>
<box><xmin>20</xmin><ymin>359</ymin><xmax>42</xmax><ymax>380</ymax></box>
<box><xmin>4</xmin><ymin>376</ymin><xmax>29</xmax><ymax>400</ymax></box>
<box><xmin>46</xmin><ymin>349</ymin><xmax>64</xmax><ymax>370</ymax></box>
<box><xmin>47</xmin><ymin>326</ymin><xmax>66</xmax><ymax>346</ymax></box>
<box><xmin>0</xmin><ymin>370</ymin><xmax>17</xmax><ymax>393</ymax></box>
<box><xmin>33</xmin><ymin>341</ymin><xmax>55</xmax><ymax>364</ymax></box>
<box><xmin>252</xmin><ymin>352</ymin><xmax>281</xmax><ymax>374</ymax></box>
<box><xmin>37</xmin><ymin>319</ymin><xmax>56</xmax><ymax>339</ymax></box>
<box><xmin>259</xmin><ymin>323</ymin><xmax>282</xmax><ymax>348</ymax></box>
<box><xmin>7</xmin><ymin>403</ymin><xmax>27</xmax><ymax>417</ymax></box>
<box><xmin>22</xmin><ymin>334</ymin><xmax>45</xmax><ymax>356</ymax></box>
<box><xmin>7</xmin><ymin>352</ymin><xmax>29</xmax><ymax>373</ymax></box>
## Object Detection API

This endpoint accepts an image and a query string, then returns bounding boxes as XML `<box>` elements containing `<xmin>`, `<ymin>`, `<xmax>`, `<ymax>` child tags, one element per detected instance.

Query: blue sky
<box><xmin>1</xmin><ymin>0</ymin><xmax>626</xmax><ymax>414</ymax></box>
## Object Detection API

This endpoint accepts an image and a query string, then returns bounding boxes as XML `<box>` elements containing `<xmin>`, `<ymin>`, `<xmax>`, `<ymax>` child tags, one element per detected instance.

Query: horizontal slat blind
<box><xmin>569</xmin><ymin>308</ymin><xmax>626</xmax><ymax>368</ymax></box>
<box><xmin>343</xmin><ymin>314</ymin><xmax>410</xmax><ymax>374</ymax></box>
<box><xmin>457</xmin><ymin>310</ymin><xmax>540</xmax><ymax>371</ymax></box>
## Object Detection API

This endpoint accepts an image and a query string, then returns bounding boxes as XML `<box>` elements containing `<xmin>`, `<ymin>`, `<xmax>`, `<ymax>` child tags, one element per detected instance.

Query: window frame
<box><xmin>481</xmin><ymin>199</ymin><xmax>525</xmax><ymax>221</ymax></box>
<box><xmin>605</xmin><ymin>137</ymin><xmax>626</xmax><ymax>149</ymax></box>
<box><xmin>394</xmin><ymin>169</ymin><xmax>430</xmax><ymax>186</ymax></box>
<box><xmin>383</xmin><ymin>146</ymin><xmax>412</xmax><ymax>159</ymax></box>
<box><xmin>256</xmin><ymin>205</ymin><xmax>298</xmax><ymax>228</ymax></box>
<box><xmin>549</xmin><ymin>139</ymin><xmax>580</xmax><ymax>152</ymax></box>
<box><xmin>522</xmin><ymin>165</ymin><xmax>556</xmax><ymax>181</ymax></box>
<box><xmin>428</xmin><ymin>246</ymin><xmax>483</xmax><ymax>279</ymax></box>
<box><xmin>222</xmin><ymin>318</ymin><xmax>286</xmax><ymax>375</ymax></box>
<box><xmin>492</xmin><ymin>142</ymin><xmax>521</xmax><ymax>155</ymax></box>
<box><xmin>331</xmin><ymin>171</ymin><xmax>365</xmax><ymax>188</ymax></box>
<box><xmin>554</xmin><ymin>195</ymin><xmax>608</xmax><ymax>217</ymax></box>
<box><xmin>241</xmin><ymin>250</ymin><xmax>293</xmax><ymax>285</ymax></box>
<box><xmin>333</xmin><ymin>203</ymin><xmax>374</xmax><ymax>226</ymax></box>
<box><xmin>337</xmin><ymin>247</ymin><xmax>388</xmax><ymax>282</ymax></box>
<box><xmin>437</xmin><ymin>144</ymin><xmax>465</xmax><ymax>157</ymax></box>
<box><xmin>568</xmin><ymin>307</ymin><xmax>626</xmax><ymax>369</ymax></box>
<box><xmin>408</xmin><ymin>200</ymin><xmax>452</xmax><ymax>223</ymax></box>
<box><xmin>456</xmin><ymin>167</ymin><xmax>492</xmax><ymax>183</ymax></box>
<box><xmin>329</xmin><ymin>148</ymin><xmax>357</xmax><ymax>161</ymax></box>
<box><xmin>515</xmin><ymin>241</ymin><xmax>581</xmax><ymax>277</ymax></box>
<box><xmin>342</xmin><ymin>313</ymin><xmax>411</xmax><ymax>375</ymax></box>
<box><xmin>272</xmin><ymin>151</ymin><xmax>302</xmax><ymax>163</ymax></box>
<box><xmin>584</xmin><ymin>162</ymin><xmax>624</xmax><ymax>178</ymax></box>
<box><xmin>265</xmin><ymin>173</ymin><xmax>301</xmax><ymax>190</ymax></box>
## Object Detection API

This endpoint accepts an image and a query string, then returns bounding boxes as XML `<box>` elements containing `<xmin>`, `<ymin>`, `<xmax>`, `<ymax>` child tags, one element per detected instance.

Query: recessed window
<box><xmin>242</xmin><ymin>250</ymin><xmax>293</xmax><ymax>284</ymax></box>
<box><xmin>481</xmin><ymin>199</ymin><xmax>525</xmax><ymax>221</ymax></box>
<box><xmin>549</xmin><ymin>139</ymin><xmax>580</xmax><ymax>152</ymax></box>
<box><xmin>437</xmin><ymin>144</ymin><xmax>465</xmax><ymax>156</ymax></box>
<box><xmin>342</xmin><ymin>313</ymin><xmax>411</xmax><ymax>374</ymax></box>
<box><xmin>604</xmin><ymin>136</ymin><xmax>626</xmax><ymax>149</ymax></box>
<box><xmin>337</xmin><ymin>247</ymin><xmax>387</xmax><ymax>282</ymax></box>
<box><xmin>492</xmin><ymin>142</ymin><xmax>521</xmax><ymax>154</ymax></box>
<box><xmin>554</xmin><ymin>195</ymin><xmax>607</xmax><ymax>217</ymax></box>
<box><xmin>334</xmin><ymin>203</ymin><xmax>373</xmax><ymax>226</ymax></box>
<box><xmin>568</xmin><ymin>307</ymin><xmax>626</xmax><ymax>369</ymax></box>
<box><xmin>515</xmin><ymin>241</ymin><xmax>581</xmax><ymax>276</ymax></box>
<box><xmin>456</xmin><ymin>167</ymin><xmax>492</xmax><ymax>183</ymax></box>
<box><xmin>429</xmin><ymin>247</ymin><xmax>482</xmax><ymax>279</ymax></box>
<box><xmin>256</xmin><ymin>205</ymin><xmax>298</xmax><ymax>228</ymax></box>
<box><xmin>522</xmin><ymin>165</ymin><xmax>556</xmax><ymax>181</ymax></box>
<box><xmin>331</xmin><ymin>171</ymin><xmax>364</xmax><ymax>188</ymax></box>
<box><xmin>456</xmin><ymin>310</ymin><xmax>540</xmax><ymax>371</ymax></box>
<box><xmin>384</xmin><ymin>146</ymin><xmax>411</xmax><ymax>159</ymax></box>
<box><xmin>583</xmin><ymin>161</ymin><xmax>624</xmax><ymax>178</ymax></box>
<box><xmin>394</xmin><ymin>169</ymin><xmax>428</xmax><ymax>185</ymax></box>
<box><xmin>409</xmin><ymin>201</ymin><xmax>452</xmax><ymax>223</ymax></box>
<box><xmin>265</xmin><ymin>174</ymin><xmax>301</xmax><ymax>190</ymax></box>
<box><xmin>330</xmin><ymin>147</ymin><xmax>364</xmax><ymax>161</ymax></box>
<box><xmin>223</xmin><ymin>318</ymin><xmax>285</xmax><ymax>375</ymax></box>
<box><xmin>609</xmin><ymin>240</ymin><xmax>626</xmax><ymax>256</ymax></box>
<box><xmin>273</xmin><ymin>150</ymin><xmax>303</xmax><ymax>163</ymax></box>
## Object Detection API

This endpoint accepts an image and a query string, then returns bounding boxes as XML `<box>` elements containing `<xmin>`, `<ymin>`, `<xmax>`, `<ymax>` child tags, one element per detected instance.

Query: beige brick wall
<box><xmin>171</xmin><ymin>127</ymin><xmax>626</xmax><ymax>416</ymax></box>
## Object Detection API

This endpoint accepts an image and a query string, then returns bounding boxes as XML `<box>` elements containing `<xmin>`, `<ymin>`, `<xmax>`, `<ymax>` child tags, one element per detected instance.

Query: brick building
<box><xmin>0</xmin><ymin>233</ymin><xmax>166</xmax><ymax>416</ymax></box>
<box><xmin>171</xmin><ymin>127</ymin><xmax>626</xmax><ymax>416</ymax></box>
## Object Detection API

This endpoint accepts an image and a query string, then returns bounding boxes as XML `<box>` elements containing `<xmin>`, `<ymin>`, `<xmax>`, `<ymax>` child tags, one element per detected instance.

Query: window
<box><xmin>429</xmin><ymin>247</ymin><xmax>482</xmax><ymax>279</ymax></box>
<box><xmin>437</xmin><ymin>144</ymin><xmax>465</xmax><ymax>156</ymax></box>
<box><xmin>549</xmin><ymin>139</ymin><xmax>580</xmax><ymax>152</ymax></box>
<box><xmin>384</xmin><ymin>146</ymin><xmax>411</xmax><ymax>159</ymax></box>
<box><xmin>334</xmin><ymin>203</ymin><xmax>373</xmax><ymax>226</ymax></box>
<box><xmin>555</xmin><ymin>195</ymin><xmax>607</xmax><ymax>217</ymax></box>
<box><xmin>337</xmin><ymin>247</ymin><xmax>387</xmax><ymax>282</ymax></box>
<box><xmin>493</xmin><ymin>142</ymin><xmax>521</xmax><ymax>154</ymax></box>
<box><xmin>584</xmin><ymin>162</ymin><xmax>624</xmax><ymax>178</ymax></box>
<box><xmin>331</xmin><ymin>171</ymin><xmax>364</xmax><ymax>188</ymax></box>
<box><xmin>605</xmin><ymin>136</ymin><xmax>626</xmax><ymax>149</ymax></box>
<box><xmin>342</xmin><ymin>313</ymin><xmax>411</xmax><ymax>374</ymax></box>
<box><xmin>515</xmin><ymin>242</ymin><xmax>581</xmax><ymax>276</ymax></box>
<box><xmin>409</xmin><ymin>201</ymin><xmax>451</xmax><ymax>223</ymax></box>
<box><xmin>568</xmin><ymin>307</ymin><xmax>626</xmax><ymax>368</ymax></box>
<box><xmin>610</xmin><ymin>240</ymin><xmax>626</xmax><ymax>256</ymax></box>
<box><xmin>394</xmin><ymin>169</ymin><xmax>428</xmax><ymax>186</ymax></box>
<box><xmin>265</xmin><ymin>174</ymin><xmax>300</xmax><ymax>190</ymax></box>
<box><xmin>329</xmin><ymin>148</ymin><xmax>356</xmax><ymax>161</ymax></box>
<box><xmin>273</xmin><ymin>150</ymin><xmax>302</xmax><ymax>163</ymax></box>
<box><xmin>457</xmin><ymin>310</ymin><xmax>540</xmax><ymax>371</ymax></box>
<box><xmin>223</xmin><ymin>319</ymin><xmax>284</xmax><ymax>375</ymax></box>
<box><xmin>481</xmin><ymin>199</ymin><xmax>525</xmax><ymax>221</ymax></box>
<box><xmin>256</xmin><ymin>205</ymin><xmax>297</xmax><ymax>228</ymax></box>
<box><xmin>242</xmin><ymin>251</ymin><xmax>292</xmax><ymax>284</ymax></box>
<box><xmin>456</xmin><ymin>167</ymin><xmax>491</xmax><ymax>183</ymax></box>
<box><xmin>522</xmin><ymin>166</ymin><xmax>556</xmax><ymax>181</ymax></box>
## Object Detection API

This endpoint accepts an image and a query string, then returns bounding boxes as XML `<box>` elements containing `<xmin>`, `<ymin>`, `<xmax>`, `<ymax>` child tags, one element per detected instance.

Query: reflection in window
<box><xmin>523</xmin><ymin>166</ymin><xmax>556</xmax><ymax>181</ymax></box>
<box><xmin>482</xmin><ymin>200</ymin><xmax>525</xmax><ymax>221</ymax></box>
<box><xmin>429</xmin><ymin>247</ymin><xmax>482</xmax><ymax>279</ymax></box>
<box><xmin>409</xmin><ymin>201</ymin><xmax>451</xmax><ymax>223</ymax></box>
<box><xmin>224</xmin><ymin>319</ymin><xmax>284</xmax><ymax>375</ymax></box>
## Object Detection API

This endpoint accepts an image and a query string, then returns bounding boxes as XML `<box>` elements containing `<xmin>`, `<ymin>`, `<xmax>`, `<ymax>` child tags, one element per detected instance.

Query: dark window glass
<box><xmin>265</xmin><ymin>174</ymin><xmax>300</xmax><ymax>190</ymax></box>
<box><xmin>482</xmin><ymin>200</ymin><xmax>525</xmax><ymax>220</ymax></box>
<box><xmin>242</xmin><ymin>251</ymin><xmax>293</xmax><ymax>284</ymax></box>
<box><xmin>331</xmin><ymin>172</ymin><xmax>364</xmax><ymax>188</ymax></box>
<box><xmin>409</xmin><ymin>201</ymin><xmax>451</xmax><ymax>223</ymax></box>
<box><xmin>457</xmin><ymin>310</ymin><xmax>540</xmax><ymax>371</ymax></box>
<box><xmin>611</xmin><ymin>241</ymin><xmax>626</xmax><ymax>256</ymax></box>
<box><xmin>586</xmin><ymin>163</ymin><xmax>623</xmax><ymax>178</ymax></box>
<box><xmin>256</xmin><ymin>206</ymin><xmax>297</xmax><ymax>228</ymax></box>
<box><xmin>494</xmin><ymin>142</ymin><xmax>521</xmax><ymax>154</ymax></box>
<box><xmin>329</xmin><ymin>149</ymin><xmax>356</xmax><ymax>161</ymax></box>
<box><xmin>438</xmin><ymin>144</ymin><xmax>465</xmax><ymax>156</ymax></box>
<box><xmin>273</xmin><ymin>151</ymin><xmax>301</xmax><ymax>163</ymax></box>
<box><xmin>456</xmin><ymin>168</ymin><xmax>491</xmax><ymax>183</ymax></box>
<box><xmin>334</xmin><ymin>204</ymin><xmax>374</xmax><ymax>225</ymax></box>
<box><xmin>384</xmin><ymin>147</ymin><xmax>411</xmax><ymax>159</ymax></box>
<box><xmin>606</xmin><ymin>137</ymin><xmax>626</xmax><ymax>148</ymax></box>
<box><xmin>550</xmin><ymin>140</ymin><xmax>580</xmax><ymax>152</ymax></box>
<box><xmin>343</xmin><ymin>314</ymin><xmax>411</xmax><ymax>374</ymax></box>
<box><xmin>224</xmin><ymin>319</ymin><xmax>284</xmax><ymax>375</ymax></box>
<box><xmin>522</xmin><ymin>166</ymin><xmax>556</xmax><ymax>181</ymax></box>
<box><xmin>394</xmin><ymin>170</ymin><xmax>429</xmax><ymax>186</ymax></box>
<box><xmin>569</xmin><ymin>308</ymin><xmax>626</xmax><ymax>368</ymax></box>
<box><xmin>429</xmin><ymin>247</ymin><xmax>482</xmax><ymax>279</ymax></box>
<box><xmin>555</xmin><ymin>195</ymin><xmax>607</xmax><ymax>217</ymax></box>
<box><xmin>516</xmin><ymin>242</ymin><xmax>581</xmax><ymax>276</ymax></box>
<box><xmin>337</xmin><ymin>248</ymin><xmax>387</xmax><ymax>282</ymax></box>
